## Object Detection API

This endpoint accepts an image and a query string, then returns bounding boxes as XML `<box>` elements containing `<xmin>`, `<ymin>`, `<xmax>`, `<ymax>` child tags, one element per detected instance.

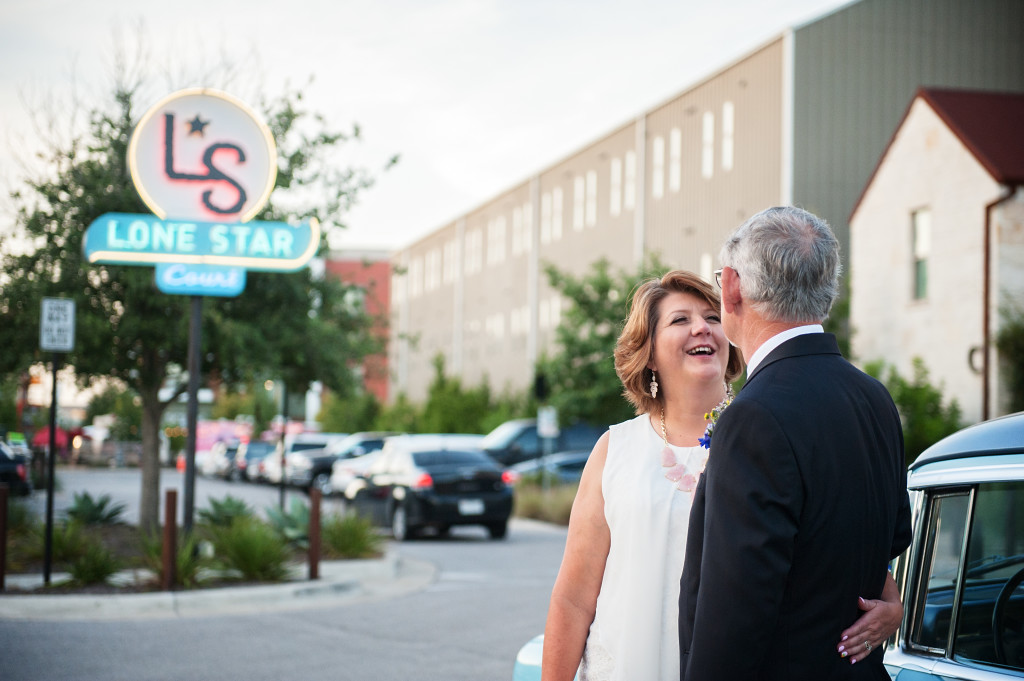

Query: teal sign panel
<box><xmin>83</xmin><ymin>212</ymin><xmax>319</xmax><ymax>272</ymax></box>
<box><xmin>155</xmin><ymin>263</ymin><xmax>247</xmax><ymax>297</ymax></box>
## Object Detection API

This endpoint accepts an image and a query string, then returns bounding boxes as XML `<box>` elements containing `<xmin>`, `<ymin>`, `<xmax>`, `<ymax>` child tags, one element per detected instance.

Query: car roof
<box><xmin>383</xmin><ymin>433</ymin><xmax>485</xmax><ymax>453</ymax></box>
<box><xmin>910</xmin><ymin>411</ymin><xmax>1024</xmax><ymax>471</ymax></box>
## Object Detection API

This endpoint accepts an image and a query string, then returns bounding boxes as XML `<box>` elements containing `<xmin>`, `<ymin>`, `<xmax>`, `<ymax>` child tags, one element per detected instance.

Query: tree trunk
<box><xmin>139</xmin><ymin>395</ymin><xmax>166</xmax><ymax>533</ymax></box>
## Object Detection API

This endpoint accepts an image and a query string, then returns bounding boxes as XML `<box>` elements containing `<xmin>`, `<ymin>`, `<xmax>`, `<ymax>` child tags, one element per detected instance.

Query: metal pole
<box><xmin>309</xmin><ymin>487</ymin><xmax>321</xmax><ymax>580</ymax></box>
<box><xmin>183</xmin><ymin>296</ymin><xmax>202</xmax><ymax>534</ymax></box>
<box><xmin>0</xmin><ymin>483</ymin><xmax>8</xmax><ymax>591</ymax></box>
<box><xmin>279</xmin><ymin>385</ymin><xmax>288</xmax><ymax>510</ymax></box>
<box><xmin>43</xmin><ymin>352</ymin><xmax>61</xmax><ymax>585</ymax></box>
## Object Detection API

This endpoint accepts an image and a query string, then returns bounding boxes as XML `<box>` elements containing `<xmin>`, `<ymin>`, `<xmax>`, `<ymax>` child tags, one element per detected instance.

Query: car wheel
<box><xmin>313</xmin><ymin>473</ymin><xmax>332</xmax><ymax>496</ymax></box>
<box><xmin>391</xmin><ymin>505</ymin><xmax>411</xmax><ymax>541</ymax></box>
<box><xmin>487</xmin><ymin>521</ymin><xmax>508</xmax><ymax>540</ymax></box>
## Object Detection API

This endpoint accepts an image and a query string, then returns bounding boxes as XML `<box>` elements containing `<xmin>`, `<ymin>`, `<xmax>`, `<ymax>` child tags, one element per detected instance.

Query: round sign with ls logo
<box><xmin>127</xmin><ymin>88</ymin><xmax>277</xmax><ymax>223</ymax></box>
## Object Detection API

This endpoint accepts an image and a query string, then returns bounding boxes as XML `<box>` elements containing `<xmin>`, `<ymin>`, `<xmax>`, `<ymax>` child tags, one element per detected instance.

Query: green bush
<box><xmin>139</xmin><ymin>530</ymin><xmax>207</xmax><ymax>589</ymax></box>
<box><xmin>513</xmin><ymin>482</ymin><xmax>579</xmax><ymax>526</ymax></box>
<box><xmin>197</xmin><ymin>496</ymin><xmax>254</xmax><ymax>528</ymax></box>
<box><xmin>265</xmin><ymin>498</ymin><xmax>309</xmax><ymax>549</ymax></box>
<box><xmin>206</xmin><ymin>517</ymin><xmax>291</xmax><ymax>582</ymax></box>
<box><xmin>866</xmin><ymin>358</ymin><xmax>964</xmax><ymax>468</ymax></box>
<box><xmin>65</xmin><ymin>491</ymin><xmax>126</xmax><ymax>525</ymax></box>
<box><xmin>321</xmin><ymin>512</ymin><xmax>383</xmax><ymax>559</ymax></box>
<box><xmin>67</xmin><ymin>540</ymin><xmax>120</xmax><ymax>585</ymax></box>
<box><xmin>6</xmin><ymin>496</ymin><xmax>37</xmax><ymax>536</ymax></box>
<box><xmin>996</xmin><ymin>300</ymin><xmax>1024</xmax><ymax>413</ymax></box>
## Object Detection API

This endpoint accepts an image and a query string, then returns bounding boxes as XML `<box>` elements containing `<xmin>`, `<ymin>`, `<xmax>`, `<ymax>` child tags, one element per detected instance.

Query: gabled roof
<box><xmin>850</xmin><ymin>87</ymin><xmax>1024</xmax><ymax>220</ymax></box>
<box><xmin>921</xmin><ymin>88</ymin><xmax>1024</xmax><ymax>186</ymax></box>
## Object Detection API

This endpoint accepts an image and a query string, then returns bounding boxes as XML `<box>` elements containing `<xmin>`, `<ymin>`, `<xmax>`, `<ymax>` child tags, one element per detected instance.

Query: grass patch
<box><xmin>139</xmin><ymin>530</ymin><xmax>207</xmax><ymax>589</ymax></box>
<box><xmin>206</xmin><ymin>518</ymin><xmax>291</xmax><ymax>582</ymax></box>
<box><xmin>67</xmin><ymin>540</ymin><xmax>121</xmax><ymax>585</ymax></box>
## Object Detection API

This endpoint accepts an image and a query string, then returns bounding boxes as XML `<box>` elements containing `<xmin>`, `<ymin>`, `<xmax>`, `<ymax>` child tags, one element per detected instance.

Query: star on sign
<box><xmin>186</xmin><ymin>114</ymin><xmax>210</xmax><ymax>136</ymax></box>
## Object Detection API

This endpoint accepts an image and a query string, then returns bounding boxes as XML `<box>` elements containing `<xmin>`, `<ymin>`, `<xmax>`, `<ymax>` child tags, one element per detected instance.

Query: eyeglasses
<box><xmin>714</xmin><ymin>269</ymin><xmax>723</xmax><ymax>288</ymax></box>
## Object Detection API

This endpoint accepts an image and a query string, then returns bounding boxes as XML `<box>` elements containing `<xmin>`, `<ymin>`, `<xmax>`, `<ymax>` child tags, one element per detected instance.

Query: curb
<box><xmin>0</xmin><ymin>550</ymin><xmax>438</xmax><ymax>621</ymax></box>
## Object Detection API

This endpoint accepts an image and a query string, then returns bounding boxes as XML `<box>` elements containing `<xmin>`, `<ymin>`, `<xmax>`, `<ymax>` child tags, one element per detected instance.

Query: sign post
<box><xmin>39</xmin><ymin>297</ymin><xmax>75</xmax><ymax>584</ymax></box>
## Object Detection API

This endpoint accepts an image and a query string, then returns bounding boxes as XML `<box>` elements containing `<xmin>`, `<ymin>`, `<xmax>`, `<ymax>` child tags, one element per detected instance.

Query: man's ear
<box><xmin>721</xmin><ymin>267</ymin><xmax>742</xmax><ymax>313</ymax></box>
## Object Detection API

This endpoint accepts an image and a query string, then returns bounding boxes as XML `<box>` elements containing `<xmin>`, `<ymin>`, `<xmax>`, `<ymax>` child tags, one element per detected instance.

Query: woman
<box><xmin>541</xmin><ymin>270</ymin><xmax>900</xmax><ymax>681</ymax></box>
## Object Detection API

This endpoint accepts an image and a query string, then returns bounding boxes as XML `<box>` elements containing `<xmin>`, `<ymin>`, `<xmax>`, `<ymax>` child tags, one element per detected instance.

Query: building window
<box><xmin>702</xmin><ymin>111</ymin><xmax>715</xmax><ymax>179</ymax></box>
<box><xmin>552</xmin><ymin>186</ymin><xmax>563</xmax><ymax>240</ymax></box>
<box><xmin>522</xmin><ymin>201</ymin><xmax>532</xmax><ymax>252</ymax></box>
<box><xmin>586</xmin><ymin>170</ymin><xmax>597</xmax><ymax>227</ymax></box>
<box><xmin>487</xmin><ymin>216</ymin><xmax>506</xmax><ymax>265</ymax></box>
<box><xmin>443</xmin><ymin>240</ymin><xmax>457</xmax><ymax>284</ymax></box>
<box><xmin>512</xmin><ymin>207</ymin><xmax>524</xmax><ymax>256</ymax></box>
<box><xmin>425</xmin><ymin>248</ymin><xmax>440</xmax><ymax>291</ymax></box>
<box><xmin>669</xmin><ymin>128</ymin><xmax>682</xmax><ymax>192</ymax></box>
<box><xmin>721</xmin><ymin>102</ymin><xmax>734</xmax><ymax>172</ymax></box>
<box><xmin>912</xmin><ymin>209</ymin><xmax>931</xmax><ymax>300</ymax></box>
<box><xmin>408</xmin><ymin>257</ymin><xmax>422</xmax><ymax>298</ymax></box>
<box><xmin>609</xmin><ymin>157</ymin><xmax>622</xmax><ymax>217</ymax></box>
<box><xmin>573</xmin><ymin>176</ymin><xmax>585</xmax><ymax>231</ymax></box>
<box><xmin>651</xmin><ymin>136</ymin><xmax>665</xmax><ymax>199</ymax></box>
<box><xmin>465</xmin><ymin>229</ymin><xmax>482</xmax><ymax>275</ymax></box>
<box><xmin>624</xmin><ymin>150</ymin><xmax>636</xmax><ymax>210</ymax></box>
<box><xmin>541</xmin><ymin>192</ymin><xmax>552</xmax><ymax>244</ymax></box>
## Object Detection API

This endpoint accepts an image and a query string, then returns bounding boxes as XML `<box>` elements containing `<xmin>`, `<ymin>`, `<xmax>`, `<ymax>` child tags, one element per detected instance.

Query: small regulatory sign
<box><xmin>40</xmin><ymin>298</ymin><xmax>75</xmax><ymax>352</ymax></box>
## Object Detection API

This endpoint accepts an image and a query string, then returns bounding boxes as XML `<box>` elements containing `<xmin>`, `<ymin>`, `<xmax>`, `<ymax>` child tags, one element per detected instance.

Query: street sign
<box><xmin>155</xmin><ymin>263</ymin><xmax>247</xmax><ymax>297</ymax></box>
<box><xmin>127</xmin><ymin>88</ymin><xmax>277</xmax><ymax>223</ymax></box>
<box><xmin>39</xmin><ymin>298</ymin><xmax>75</xmax><ymax>352</ymax></box>
<box><xmin>82</xmin><ymin>212</ymin><xmax>319</xmax><ymax>271</ymax></box>
<box><xmin>538</xmin><ymin>406</ymin><xmax>560</xmax><ymax>439</ymax></box>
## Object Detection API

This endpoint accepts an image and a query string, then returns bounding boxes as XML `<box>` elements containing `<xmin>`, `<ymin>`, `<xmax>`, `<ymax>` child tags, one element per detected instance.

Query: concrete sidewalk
<box><xmin>0</xmin><ymin>550</ymin><xmax>437</xmax><ymax>621</ymax></box>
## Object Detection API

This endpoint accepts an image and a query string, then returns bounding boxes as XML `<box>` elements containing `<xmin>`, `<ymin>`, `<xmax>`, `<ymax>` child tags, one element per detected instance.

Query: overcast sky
<box><xmin>0</xmin><ymin>0</ymin><xmax>850</xmax><ymax>252</ymax></box>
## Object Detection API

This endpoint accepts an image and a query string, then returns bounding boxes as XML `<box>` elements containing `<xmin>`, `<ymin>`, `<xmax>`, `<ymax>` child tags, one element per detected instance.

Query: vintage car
<box><xmin>885</xmin><ymin>410</ymin><xmax>1024</xmax><ymax>680</ymax></box>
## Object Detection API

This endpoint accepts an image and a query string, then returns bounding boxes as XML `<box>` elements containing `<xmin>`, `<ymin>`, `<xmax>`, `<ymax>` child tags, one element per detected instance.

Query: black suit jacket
<box><xmin>679</xmin><ymin>333</ymin><xmax>911</xmax><ymax>681</ymax></box>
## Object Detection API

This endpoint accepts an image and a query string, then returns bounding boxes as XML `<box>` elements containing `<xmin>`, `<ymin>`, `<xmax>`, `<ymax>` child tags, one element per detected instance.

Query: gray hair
<box><xmin>719</xmin><ymin>206</ymin><xmax>841</xmax><ymax>323</ymax></box>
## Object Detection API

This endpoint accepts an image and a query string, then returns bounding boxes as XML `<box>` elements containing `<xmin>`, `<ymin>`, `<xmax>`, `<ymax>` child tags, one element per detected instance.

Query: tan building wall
<box><xmin>390</xmin><ymin>40</ymin><xmax>788</xmax><ymax>402</ymax></box>
<box><xmin>850</xmin><ymin>99</ymin><xmax>1006</xmax><ymax>423</ymax></box>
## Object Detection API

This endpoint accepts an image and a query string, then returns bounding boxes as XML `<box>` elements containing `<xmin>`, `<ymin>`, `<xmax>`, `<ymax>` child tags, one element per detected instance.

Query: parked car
<box><xmin>210</xmin><ymin>439</ymin><xmax>242</xmax><ymax>480</ymax></box>
<box><xmin>263</xmin><ymin>432</ymin><xmax>346</xmax><ymax>485</ymax></box>
<box><xmin>0</xmin><ymin>440</ymin><xmax>32</xmax><ymax>496</ymax></box>
<box><xmin>884</xmin><ymin>411</ymin><xmax>1024</xmax><ymax>680</ymax></box>
<box><xmin>235</xmin><ymin>440</ymin><xmax>275</xmax><ymax>482</ymax></box>
<box><xmin>345</xmin><ymin>433</ymin><xmax>510</xmax><ymax>540</ymax></box>
<box><xmin>290</xmin><ymin>431</ymin><xmax>401</xmax><ymax>495</ymax></box>
<box><xmin>509</xmin><ymin>449</ymin><xmax>591</xmax><ymax>484</ymax></box>
<box><xmin>480</xmin><ymin>418</ymin><xmax>605</xmax><ymax>467</ymax></box>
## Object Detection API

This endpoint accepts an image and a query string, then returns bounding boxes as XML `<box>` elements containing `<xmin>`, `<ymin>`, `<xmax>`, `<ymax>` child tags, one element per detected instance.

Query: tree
<box><xmin>0</xmin><ymin>73</ymin><xmax>392</xmax><ymax>530</ymax></box>
<box><xmin>995</xmin><ymin>298</ymin><xmax>1024</xmax><ymax>414</ymax></box>
<box><xmin>317</xmin><ymin>390</ymin><xmax>381</xmax><ymax>434</ymax></box>
<box><xmin>536</xmin><ymin>257</ymin><xmax>668</xmax><ymax>427</ymax></box>
<box><xmin>865</xmin><ymin>358</ymin><xmax>964</xmax><ymax>468</ymax></box>
<box><xmin>85</xmin><ymin>384</ymin><xmax>143</xmax><ymax>442</ymax></box>
<box><xmin>418</xmin><ymin>354</ymin><xmax>494</xmax><ymax>434</ymax></box>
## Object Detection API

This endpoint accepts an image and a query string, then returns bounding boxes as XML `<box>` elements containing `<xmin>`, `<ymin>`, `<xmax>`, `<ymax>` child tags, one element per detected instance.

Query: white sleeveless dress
<box><xmin>578</xmin><ymin>413</ymin><xmax>707</xmax><ymax>681</ymax></box>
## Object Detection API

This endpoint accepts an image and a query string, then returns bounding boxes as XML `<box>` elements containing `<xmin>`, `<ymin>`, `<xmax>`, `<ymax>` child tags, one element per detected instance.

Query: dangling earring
<box><xmin>650</xmin><ymin>370</ymin><xmax>659</xmax><ymax>399</ymax></box>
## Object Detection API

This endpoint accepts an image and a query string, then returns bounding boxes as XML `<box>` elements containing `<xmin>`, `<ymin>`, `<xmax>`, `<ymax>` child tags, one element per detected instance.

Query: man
<box><xmin>678</xmin><ymin>206</ymin><xmax>911</xmax><ymax>680</ymax></box>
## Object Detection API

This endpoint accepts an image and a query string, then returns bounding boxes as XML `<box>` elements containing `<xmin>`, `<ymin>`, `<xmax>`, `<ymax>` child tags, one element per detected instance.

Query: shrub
<box><xmin>6</xmin><ymin>496</ymin><xmax>37</xmax><ymax>536</ymax></box>
<box><xmin>139</xmin><ymin>530</ymin><xmax>207</xmax><ymax>589</ymax></box>
<box><xmin>321</xmin><ymin>512</ymin><xmax>383</xmax><ymax>559</ymax></box>
<box><xmin>67</xmin><ymin>540</ymin><xmax>121</xmax><ymax>585</ymax></box>
<box><xmin>65</xmin><ymin>491</ymin><xmax>126</xmax><ymax>525</ymax></box>
<box><xmin>197</xmin><ymin>495</ymin><xmax>254</xmax><ymax>528</ymax></box>
<box><xmin>41</xmin><ymin>521</ymin><xmax>91</xmax><ymax>564</ymax></box>
<box><xmin>207</xmin><ymin>518</ymin><xmax>291</xmax><ymax>582</ymax></box>
<box><xmin>865</xmin><ymin>358</ymin><xmax>964</xmax><ymax>468</ymax></box>
<box><xmin>513</xmin><ymin>483</ymin><xmax>578</xmax><ymax>526</ymax></box>
<box><xmin>265</xmin><ymin>498</ymin><xmax>309</xmax><ymax>549</ymax></box>
<box><xmin>996</xmin><ymin>299</ymin><xmax>1024</xmax><ymax>413</ymax></box>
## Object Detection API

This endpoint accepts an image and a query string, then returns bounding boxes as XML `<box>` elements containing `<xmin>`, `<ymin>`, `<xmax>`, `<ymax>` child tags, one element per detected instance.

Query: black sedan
<box><xmin>346</xmin><ymin>435</ymin><xmax>514</xmax><ymax>540</ymax></box>
<box><xmin>0</xmin><ymin>440</ymin><xmax>32</xmax><ymax>496</ymax></box>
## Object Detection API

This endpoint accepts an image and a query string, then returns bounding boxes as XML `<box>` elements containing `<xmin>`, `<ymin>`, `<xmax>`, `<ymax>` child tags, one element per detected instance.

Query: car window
<box><xmin>955</xmin><ymin>482</ymin><xmax>1024</xmax><ymax>670</ymax></box>
<box><xmin>412</xmin><ymin>450</ymin><xmax>491</xmax><ymax>467</ymax></box>
<box><xmin>910</xmin><ymin>491</ymin><xmax>971</xmax><ymax>652</ymax></box>
<box><xmin>514</xmin><ymin>429</ymin><xmax>539</xmax><ymax>456</ymax></box>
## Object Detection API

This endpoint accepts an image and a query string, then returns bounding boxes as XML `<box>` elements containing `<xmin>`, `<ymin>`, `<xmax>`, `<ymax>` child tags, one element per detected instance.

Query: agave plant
<box><xmin>65</xmin><ymin>491</ymin><xmax>126</xmax><ymax>525</ymax></box>
<box><xmin>197</xmin><ymin>495</ymin><xmax>254</xmax><ymax>528</ymax></box>
<box><xmin>264</xmin><ymin>498</ymin><xmax>309</xmax><ymax>549</ymax></box>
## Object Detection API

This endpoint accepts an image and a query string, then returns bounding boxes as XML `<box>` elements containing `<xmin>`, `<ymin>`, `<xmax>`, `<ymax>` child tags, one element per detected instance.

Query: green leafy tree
<box><xmin>865</xmin><ymin>358</ymin><xmax>964</xmax><ymax>468</ymax></box>
<box><xmin>0</xmin><ymin>70</ymin><xmax>393</xmax><ymax>530</ymax></box>
<box><xmin>536</xmin><ymin>257</ymin><xmax>668</xmax><ymax>427</ymax></box>
<box><xmin>317</xmin><ymin>390</ymin><xmax>381</xmax><ymax>433</ymax></box>
<box><xmin>372</xmin><ymin>393</ymin><xmax>420</xmax><ymax>433</ymax></box>
<box><xmin>418</xmin><ymin>354</ymin><xmax>498</xmax><ymax>434</ymax></box>
<box><xmin>210</xmin><ymin>386</ymin><xmax>276</xmax><ymax>435</ymax></box>
<box><xmin>85</xmin><ymin>384</ymin><xmax>143</xmax><ymax>441</ymax></box>
<box><xmin>996</xmin><ymin>298</ymin><xmax>1024</xmax><ymax>414</ymax></box>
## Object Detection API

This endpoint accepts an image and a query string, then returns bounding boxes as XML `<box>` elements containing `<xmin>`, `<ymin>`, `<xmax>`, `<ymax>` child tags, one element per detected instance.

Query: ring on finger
<box><xmin>865</xmin><ymin>641</ymin><xmax>872</xmax><ymax>652</ymax></box>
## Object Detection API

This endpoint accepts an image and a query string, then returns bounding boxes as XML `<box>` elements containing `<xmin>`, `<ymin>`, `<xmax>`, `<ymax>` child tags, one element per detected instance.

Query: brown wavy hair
<box><xmin>614</xmin><ymin>270</ymin><xmax>744</xmax><ymax>415</ymax></box>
